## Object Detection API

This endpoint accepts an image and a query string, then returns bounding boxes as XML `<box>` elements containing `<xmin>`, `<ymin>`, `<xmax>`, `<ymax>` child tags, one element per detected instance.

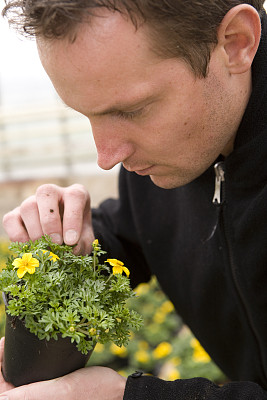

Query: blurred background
<box><xmin>0</xmin><ymin>1</ymin><xmax>119</xmax><ymax>237</ymax></box>
<box><xmin>0</xmin><ymin>0</ymin><xmax>266</xmax><ymax>383</ymax></box>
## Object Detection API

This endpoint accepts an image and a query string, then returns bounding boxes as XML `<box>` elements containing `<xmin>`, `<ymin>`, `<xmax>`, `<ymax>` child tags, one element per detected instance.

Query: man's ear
<box><xmin>217</xmin><ymin>4</ymin><xmax>261</xmax><ymax>74</ymax></box>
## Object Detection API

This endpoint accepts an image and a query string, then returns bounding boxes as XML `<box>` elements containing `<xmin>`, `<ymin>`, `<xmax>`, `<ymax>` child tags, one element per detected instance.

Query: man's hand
<box><xmin>0</xmin><ymin>338</ymin><xmax>126</xmax><ymax>400</ymax></box>
<box><xmin>2</xmin><ymin>184</ymin><xmax>94</xmax><ymax>255</ymax></box>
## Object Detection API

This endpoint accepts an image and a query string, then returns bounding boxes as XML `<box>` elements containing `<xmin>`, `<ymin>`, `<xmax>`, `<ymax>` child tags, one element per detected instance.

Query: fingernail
<box><xmin>65</xmin><ymin>230</ymin><xmax>78</xmax><ymax>245</ymax></box>
<box><xmin>50</xmin><ymin>233</ymin><xmax>62</xmax><ymax>244</ymax></box>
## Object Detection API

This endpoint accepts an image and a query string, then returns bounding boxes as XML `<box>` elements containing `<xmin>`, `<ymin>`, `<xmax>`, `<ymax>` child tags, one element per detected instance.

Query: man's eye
<box><xmin>115</xmin><ymin>108</ymin><xmax>143</xmax><ymax>120</ymax></box>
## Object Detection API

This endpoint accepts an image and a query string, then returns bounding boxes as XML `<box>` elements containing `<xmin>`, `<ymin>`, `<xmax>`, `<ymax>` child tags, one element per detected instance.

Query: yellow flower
<box><xmin>94</xmin><ymin>343</ymin><xmax>104</xmax><ymax>353</ymax></box>
<box><xmin>153</xmin><ymin>310</ymin><xmax>166</xmax><ymax>324</ymax></box>
<box><xmin>153</xmin><ymin>342</ymin><xmax>172</xmax><ymax>359</ymax></box>
<box><xmin>92</xmin><ymin>239</ymin><xmax>100</xmax><ymax>250</ymax></box>
<box><xmin>109</xmin><ymin>343</ymin><xmax>128</xmax><ymax>357</ymax></box>
<box><xmin>167</xmin><ymin>368</ymin><xmax>180</xmax><ymax>381</ymax></box>
<box><xmin>89</xmin><ymin>328</ymin><xmax>97</xmax><ymax>336</ymax></box>
<box><xmin>41</xmin><ymin>250</ymin><xmax>60</xmax><ymax>262</ymax></box>
<box><xmin>106</xmin><ymin>259</ymin><xmax>130</xmax><ymax>277</ymax></box>
<box><xmin>160</xmin><ymin>300</ymin><xmax>175</xmax><ymax>314</ymax></box>
<box><xmin>117</xmin><ymin>370</ymin><xmax>128</xmax><ymax>377</ymax></box>
<box><xmin>134</xmin><ymin>282</ymin><xmax>150</xmax><ymax>296</ymax></box>
<box><xmin>138</xmin><ymin>340</ymin><xmax>149</xmax><ymax>350</ymax></box>
<box><xmin>12</xmin><ymin>253</ymin><xmax>39</xmax><ymax>278</ymax></box>
<box><xmin>134</xmin><ymin>349</ymin><xmax>150</xmax><ymax>364</ymax></box>
<box><xmin>191</xmin><ymin>338</ymin><xmax>211</xmax><ymax>363</ymax></box>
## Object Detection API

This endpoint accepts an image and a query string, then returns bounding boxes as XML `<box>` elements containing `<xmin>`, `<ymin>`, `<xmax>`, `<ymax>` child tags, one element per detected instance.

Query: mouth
<box><xmin>123</xmin><ymin>163</ymin><xmax>156</xmax><ymax>176</ymax></box>
<box><xmin>132</xmin><ymin>166</ymin><xmax>155</xmax><ymax>176</ymax></box>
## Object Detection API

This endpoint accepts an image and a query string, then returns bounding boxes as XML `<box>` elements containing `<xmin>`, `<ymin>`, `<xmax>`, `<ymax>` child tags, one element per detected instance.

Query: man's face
<box><xmin>38</xmin><ymin>11</ymin><xmax>248</xmax><ymax>189</ymax></box>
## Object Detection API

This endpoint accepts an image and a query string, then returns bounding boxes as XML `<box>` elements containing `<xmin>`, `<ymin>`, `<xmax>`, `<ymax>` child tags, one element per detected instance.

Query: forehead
<box><xmin>37</xmin><ymin>10</ymin><xmax>192</xmax><ymax>114</ymax></box>
<box><xmin>39</xmin><ymin>15</ymin><xmax>153</xmax><ymax>80</ymax></box>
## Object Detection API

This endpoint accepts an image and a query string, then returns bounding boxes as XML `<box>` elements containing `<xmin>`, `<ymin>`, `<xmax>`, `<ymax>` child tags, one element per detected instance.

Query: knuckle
<box><xmin>2</xmin><ymin>206</ymin><xmax>21</xmax><ymax>227</ymax></box>
<box><xmin>20</xmin><ymin>196</ymin><xmax>37</xmax><ymax>215</ymax></box>
<box><xmin>36</xmin><ymin>183</ymin><xmax>59</xmax><ymax>199</ymax></box>
<box><xmin>65</xmin><ymin>184</ymin><xmax>90</xmax><ymax>203</ymax></box>
<box><xmin>2</xmin><ymin>210</ymin><xmax>13</xmax><ymax>226</ymax></box>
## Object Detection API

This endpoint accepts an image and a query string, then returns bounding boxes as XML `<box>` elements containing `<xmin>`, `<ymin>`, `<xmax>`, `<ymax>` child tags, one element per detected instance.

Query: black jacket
<box><xmin>92</xmin><ymin>10</ymin><xmax>267</xmax><ymax>400</ymax></box>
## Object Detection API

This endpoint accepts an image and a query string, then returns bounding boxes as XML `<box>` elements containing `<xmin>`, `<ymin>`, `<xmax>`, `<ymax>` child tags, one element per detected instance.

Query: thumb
<box><xmin>0</xmin><ymin>337</ymin><xmax>5</xmax><ymax>362</ymax></box>
<box><xmin>0</xmin><ymin>378</ymin><xmax>61</xmax><ymax>400</ymax></box>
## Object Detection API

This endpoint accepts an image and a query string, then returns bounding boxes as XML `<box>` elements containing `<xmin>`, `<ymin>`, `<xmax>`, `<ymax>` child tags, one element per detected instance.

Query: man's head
<box><xmin>2</xmin><ymin>1</ymin><xmax>264</xmax><ymax>188</ymax></box>
<box><xmin>2</xmin><ymin>0</ymin><xmax>265</xmax><ymax>77</ymax></box>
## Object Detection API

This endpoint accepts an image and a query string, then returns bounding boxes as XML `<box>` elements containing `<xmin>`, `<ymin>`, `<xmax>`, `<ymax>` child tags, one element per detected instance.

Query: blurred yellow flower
<box><xmin>89</xmin><ymin>328</ymin><xmax>97</xmax><ymax>336</ymax></box>
<box><xmin>92</xmin><ymin>239</ymin><xmax>100</xmax><ymax>250</ymax></box>
<box><xmin>12</xmin><ymin>253</ymin><xmax>39</xmax><ymax>278</ymax></box>
<box><xmin>106</xmin><ymin>259</ymin><xmax>130</xmax><ymax>277</ymax></box>
<box><xmin>135</xmin><ymin>349</ymin><xmax>150</xmax><ymax>364</ymax></box>
<box><xmin>138</xmin><ymin>340</ymin><xmax>149</xmax><ymax>350</ymax></box>
<box><xmin>167</xmin><ymin>368</ymin><xmax>180</xmax><ymax>381</ymax></box>
<box><xmin>94</xmin><ymin>343</ymin><xmax>104</xmax><ymax>353</ymax></box>
<box><xmin>134</xmin><ymin>282</ymin><xmax>150</xmax><ymax>296</ymax></box>
<box><xmin>153</xmin><ymin>310</ymin><xmax>166</xmax><ymax>324</ymax></box>
<box><xmin>153</xmin><ymin>342</ymin><xmax>172</xmax><ymax>359</ymax></box>
<box><xmin>109</xmin><ymin>343</ymin><xmax>128</xmax><ymax>357</ymax></box>
<box><xmin>191</xmin><ymin>338</ymin><xmax>211</xmax><ymax>363</ymax></box>
<box><xmin>118</xmin><ymin>370</ymin><xmax>128</xmax><ymax>377</ymax></box>
<box><xmin>160</xmin><ymin>300</ymin><xmax>175</xmax><ymax>314</ymax></box>
<box><xmin>41</xmin><ymin>250</ymin><xmax>59</xmax><ymax>262</ymax></box>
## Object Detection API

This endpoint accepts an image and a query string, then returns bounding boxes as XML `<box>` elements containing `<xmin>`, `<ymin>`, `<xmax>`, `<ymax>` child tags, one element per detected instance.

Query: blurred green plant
<box><xmin>0</xmin><ymin>238</ymin><xmax>11</xmax><ymax>337</ymax></box>
<box><xmin>88</xmin><ymin>276</ymin><xmax>226</xmax><ymax>383</ymax></box>
<box><xmin>0</xmin><ymin>238</ymin><xmax>226</xmax><ymax>382</ymax></box>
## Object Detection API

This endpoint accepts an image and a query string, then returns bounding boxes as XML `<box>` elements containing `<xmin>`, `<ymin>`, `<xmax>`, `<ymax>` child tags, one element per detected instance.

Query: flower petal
<box><xmin>113</xmin><ymin>265</ymin><xmax>123</xmax><ymax>275</ymax></box>
<box><xmin>22</xmin><ymin>253</ymin><xmax>33</xmax><ymax>263</ymax></box>
<box><xmin>122</xmin><ymin>266</ymin><xmax>130</xmax><ymax>277</ymax></box>
<box><xmin>12</xmin><ymin>258</ymin><xmax>23</xmax><ymax>268</ymax></box>
<box><xmin>106</xmin><ymin>259</ymin><xmax>124</xmax><ymax>268</ymax></box>
<box><xmin>29</xmin><ymin>258</ymin><xmax>39</xmax><ymax>269</ymax></box>
<box><xmin>17</xmin><ymin>268</ymin><xmax>26</xmax><ymax>279</ymax></box>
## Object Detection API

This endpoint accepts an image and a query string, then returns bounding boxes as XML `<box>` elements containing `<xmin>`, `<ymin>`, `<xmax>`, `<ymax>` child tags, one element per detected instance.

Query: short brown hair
<box><xmin>2</xmin><ymin>0</ymin><xmax>265</xmax><ymax>76</ymax></box>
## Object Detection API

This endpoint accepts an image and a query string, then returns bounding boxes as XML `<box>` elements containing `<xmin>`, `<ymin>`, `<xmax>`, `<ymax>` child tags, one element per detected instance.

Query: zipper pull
<box><xmin>212</xmin><ymin>161</ymin><xmax>225</xmax><ymax>205</ymax></box>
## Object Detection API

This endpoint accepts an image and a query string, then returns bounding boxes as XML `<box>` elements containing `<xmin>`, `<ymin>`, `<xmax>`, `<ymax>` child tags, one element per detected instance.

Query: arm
<box><xmin>124</xmin><ymin>373</ymin><xmax>267</xmax><ymax>400</ymax></box>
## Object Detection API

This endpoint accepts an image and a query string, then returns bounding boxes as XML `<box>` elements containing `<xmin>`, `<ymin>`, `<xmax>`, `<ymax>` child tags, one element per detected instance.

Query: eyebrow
<box><xmin>87</xmin><ymin>93</ymin><xmax>157</xmax><ymax>118</ymax></box>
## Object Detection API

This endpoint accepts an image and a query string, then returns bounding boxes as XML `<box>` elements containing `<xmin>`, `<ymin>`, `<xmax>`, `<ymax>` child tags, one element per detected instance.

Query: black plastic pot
<box><xmin>2</xmin><ymin>309</ymin><xmax>93</xmax><ymax>387</ymax></box>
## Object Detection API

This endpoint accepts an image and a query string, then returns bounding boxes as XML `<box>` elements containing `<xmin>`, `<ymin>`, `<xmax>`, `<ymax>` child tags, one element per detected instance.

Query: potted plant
<box><xmin>0</xmin><ymin>235</ymin><xmax>142</xmax><ymax>386</ymax></box>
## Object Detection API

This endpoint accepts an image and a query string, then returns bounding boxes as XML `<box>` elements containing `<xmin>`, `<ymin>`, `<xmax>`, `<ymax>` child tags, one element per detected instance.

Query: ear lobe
<box><xmin>218</xmin><ymin>4</ymin><xmax>261</xmax><ymax>74</ymax></box>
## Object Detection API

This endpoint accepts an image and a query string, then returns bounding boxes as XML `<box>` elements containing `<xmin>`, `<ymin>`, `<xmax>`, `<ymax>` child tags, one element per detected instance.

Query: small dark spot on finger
<box><xmin>50</xmin><ymin>209</ymin><xmax>54</xmax><ymax>213</ymax></box>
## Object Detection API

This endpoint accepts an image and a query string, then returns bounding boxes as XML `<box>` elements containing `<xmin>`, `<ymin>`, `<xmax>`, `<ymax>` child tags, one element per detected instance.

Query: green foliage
<box><xmin>88</xmin><ymin>277</ymin><xmax>226</xmax><ymax>383</ymax></box>
<box><xmin>0</xmin><ymin>236</ymin><xmax>142</xmax><ymax>354</ymax></box>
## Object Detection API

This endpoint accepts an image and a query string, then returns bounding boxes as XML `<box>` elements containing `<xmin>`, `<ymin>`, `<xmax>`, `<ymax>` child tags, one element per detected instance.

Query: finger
<box><xmin>0</xmin><ymin>337</ymin><xmax>4</xmax><ymax>365</ymax></box>
<box><xmin>35</xmin><ymin>184</ymin><xmax>64</xmax><ymax>244</ymax></box>
<box><xmin>20</xmin><ymin>196</ymin><xmax>44</xmax><ymax>241</ymax></box>
<box><xmin>62</xmin><ymin>184</ymin><xmax>91</xmax><ymax>246</ymax></box>
<box><xmin>0</xmin><ymin>377</ymin><xmax>58</xmax><ymax>400</ymax></box>
<box><xmin>0</xmin><ymin>337</ymin><xmax>15</xmax><ymax>393</ymax></box>
<box><xmin>2</xmin><ymin>207</ymin><xmax>30</xmax><ymax>243</ymax></box>
<box><xmin>72</xmin><ymin>218</ymin><xmax>95</xmax><ymax>255</ymax></box>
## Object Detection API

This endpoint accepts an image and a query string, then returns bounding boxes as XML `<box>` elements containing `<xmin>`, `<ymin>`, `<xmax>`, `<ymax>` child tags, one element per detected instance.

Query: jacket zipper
<box><xmin>212</xmin><ymin>162</ymin><xmax>225</xmax><ymax>205</ymax></box>
<box><xmin>212</xmin><ymin>161</ymin><xmax>267</xmax><ymax>382</ymax></box>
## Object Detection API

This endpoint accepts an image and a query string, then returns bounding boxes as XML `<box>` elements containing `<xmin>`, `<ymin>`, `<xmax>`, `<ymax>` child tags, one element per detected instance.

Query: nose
<box><xmin>90</xmin><ymin>121</ymin><xmax>135</xmax><ymax>170</ymax></box>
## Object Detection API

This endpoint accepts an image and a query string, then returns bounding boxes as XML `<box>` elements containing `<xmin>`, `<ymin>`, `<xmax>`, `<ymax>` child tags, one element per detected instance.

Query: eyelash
<box><xmin>115</xmin><ymin>108</ymin><xmax>143</xmax><ymax>120</ymax></box>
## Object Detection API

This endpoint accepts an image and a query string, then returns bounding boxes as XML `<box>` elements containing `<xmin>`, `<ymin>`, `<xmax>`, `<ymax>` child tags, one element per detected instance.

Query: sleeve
<box><xmin>124</xmin><ymin>373</ymin><xmax>267</xmax><ymax>400</ymax></box>
<box><xmin>92</xmin><ymin>166</ymin><xmax>152</xmax><ymax>288</ymax></box>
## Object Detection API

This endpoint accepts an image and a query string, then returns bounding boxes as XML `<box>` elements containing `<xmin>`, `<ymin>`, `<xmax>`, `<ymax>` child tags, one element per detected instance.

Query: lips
<box><xmin>133</xmin><ymin>166</ymin><xmax>155</xmax><ymax>176</ymax></box>
<box><xmin>123</xmin><ymin>163</ymin><xmax>155</xmax><ymax>176</ymax></box>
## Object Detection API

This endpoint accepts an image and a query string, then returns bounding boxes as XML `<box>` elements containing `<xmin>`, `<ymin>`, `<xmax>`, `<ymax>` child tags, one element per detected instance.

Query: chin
<box><xmin>149</xmin><ymin>174</ymin><xmax>190</xmax><ymax>189</ymax></box>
